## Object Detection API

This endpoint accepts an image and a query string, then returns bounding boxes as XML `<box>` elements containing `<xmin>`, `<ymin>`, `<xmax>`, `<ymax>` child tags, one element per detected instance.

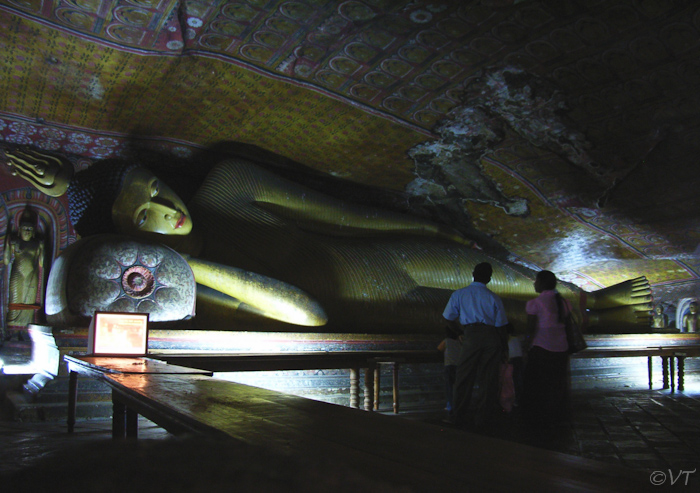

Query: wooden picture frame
<box><xmin>87</xmin><ymin>311</ymin><xmax>149</xmax><ymax>356</ymax></box>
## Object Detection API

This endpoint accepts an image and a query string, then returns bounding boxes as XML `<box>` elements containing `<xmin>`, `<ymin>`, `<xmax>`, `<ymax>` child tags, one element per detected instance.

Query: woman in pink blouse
<box><xmin>521</xmin><ymin>270</ymin><xmax>571</xmax><ymax>428</ymax></box>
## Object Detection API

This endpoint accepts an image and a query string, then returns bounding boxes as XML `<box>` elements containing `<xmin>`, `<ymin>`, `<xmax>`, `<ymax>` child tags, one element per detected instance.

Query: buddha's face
<box><xmin>691</xmin><ymin>303</ymin><xmax>698</xmax><ymax>314</ymax></box>
<box><xmin>655</xmin><ymin>306</ymin><xmax>663</xmax><ymax>315</ymax></box>
<box><xmin>19</xmin><ymin>224</ymin><xmax>34</xmax><ymax>241</ymax></box>
<box><xmin>113</xmin><ymin>168</ymin><xmax>192</xmax><ymax>236</ymax></box>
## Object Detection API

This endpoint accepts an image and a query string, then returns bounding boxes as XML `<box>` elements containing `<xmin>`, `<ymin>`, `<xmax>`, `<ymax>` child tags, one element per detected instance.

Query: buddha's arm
<box><xmin>3</xmin><ymin>148</ymin><xmax>73</xmax><ymax>197</ymax></box>
<box><xmin>3</xmin><ymin>234</ymin><xmax>12</xmax><ymax>266</ymax></box>
<box><xmin>38</xmin><ymin>241</ymin><xmax>44</xmax><ymax>268</ymax></box>
<box><xmin>224</xmin><ymin>159</ymin><xmax>471</xmax><ymax>245</ymax></box>
<box><xmin>184</xmin><ymin>256</ymin><xmax>327</xmax><ymax>326</ymax></box>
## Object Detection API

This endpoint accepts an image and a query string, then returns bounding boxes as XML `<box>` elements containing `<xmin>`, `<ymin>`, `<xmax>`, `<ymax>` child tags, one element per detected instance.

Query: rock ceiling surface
<box><xmin>0</xmin><ymin>0</ymin><xmax>699</xmax><ymax>307</ymax></box>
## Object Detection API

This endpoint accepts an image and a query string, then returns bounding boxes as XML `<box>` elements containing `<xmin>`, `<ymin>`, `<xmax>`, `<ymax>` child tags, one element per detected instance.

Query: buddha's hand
<box><xmin>185</xmin><ymin>256</ymin><xmax>328</xmax><ymax>326</ymax></box>
<box><xmin>2</xmin><ymin>147</ymin><xmax>73</xmax><ymax>197</ymax></box>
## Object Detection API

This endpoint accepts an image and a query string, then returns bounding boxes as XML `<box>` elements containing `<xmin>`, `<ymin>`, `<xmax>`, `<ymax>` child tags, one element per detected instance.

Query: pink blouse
<box><xmin>525</xmin><ymin>290</ymin><xmax>570</xmax><ymax>353</ymax></box>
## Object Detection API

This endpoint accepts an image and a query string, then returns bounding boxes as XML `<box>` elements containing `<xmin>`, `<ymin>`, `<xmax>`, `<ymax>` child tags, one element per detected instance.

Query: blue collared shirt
<box><xmin>443</xmin><ymin>282</ymin><xmax>509</xmax><ymax>327</ymax></box>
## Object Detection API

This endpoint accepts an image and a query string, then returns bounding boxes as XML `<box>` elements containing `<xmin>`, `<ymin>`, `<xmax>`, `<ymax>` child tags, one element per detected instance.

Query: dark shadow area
<box><xmin>1</xmin><ymin>387</ymin><xmax>698</xmax><ymax>489</ymax></box>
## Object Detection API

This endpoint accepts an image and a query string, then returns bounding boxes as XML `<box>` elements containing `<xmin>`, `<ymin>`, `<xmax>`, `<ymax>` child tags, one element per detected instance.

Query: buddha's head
<box><xmin>112</xmin><ymin>167</ymin><xmax>192</xmax><ymax>236</ymax></box>
<box><xmin>67</xmin><ymin>160</ymin><xmax>193</xmax><ymax>238</ymax></box>
<box><xmin>18</xmin><ymin>209</ymin><xmax>36</xmax><ymax>241</ymax></box>
<box><xmin>690</xmin><ymin>302</ymin><xmax>698</xmax><ymax>315</ymax></box>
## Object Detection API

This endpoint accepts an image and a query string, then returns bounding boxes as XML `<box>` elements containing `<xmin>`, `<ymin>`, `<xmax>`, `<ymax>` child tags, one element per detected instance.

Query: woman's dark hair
<box><xmin>536</xmin><ymin>270</ymin><xmax>557</xmax><ymax>290</ymax></box>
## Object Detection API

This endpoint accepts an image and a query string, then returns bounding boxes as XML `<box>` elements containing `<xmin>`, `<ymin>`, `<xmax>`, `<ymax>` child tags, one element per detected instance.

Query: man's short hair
<box><xmin>473</xmin><ymin>262</ymin><xmax>493</xmax><ymax>282</ymax></box>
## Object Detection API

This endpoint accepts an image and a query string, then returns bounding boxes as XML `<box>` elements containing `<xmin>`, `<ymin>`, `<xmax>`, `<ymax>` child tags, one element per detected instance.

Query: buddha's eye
<box><xmin>136</xmin><ymin>209</ymin><xmax>148</xmax><ymax>228</ymax></box>
<box><xmin>150</xmin><ymin>180</ymin><xmax>159</xmax><ymax>198</ymax></box>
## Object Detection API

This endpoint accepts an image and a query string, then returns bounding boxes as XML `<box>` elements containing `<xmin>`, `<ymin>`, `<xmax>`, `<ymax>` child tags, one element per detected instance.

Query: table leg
<box><xmin>670</xmin><ymin>356</ymin><xmax>675</xmax><ymax>392</ymax></box>
<box><xmin>392</xmin><ymin>363</ymin><xmax>400</xmax><ymax>414</ymax></box>
<box><xmin>67</xmin><ymin>370</ymin><xmax>77</xmax><ymax>433</ymax></box>
<box><xmin>677</xmin><ymin>356</ymin><xmax>685</xmax><ymax>391</ymax></box>
<box><xmin>647</xmin><ymin>357</ymin><xmax>652</xmax><ymax>390</ymax></box>
<box><xmin>662</xmin><ymin>356</ymin><xmax>669</xmax><ymax>389</ymax></box>
<box><xmin>350</xmin><ymin>367</ymin><xmax>359</xmax><ymax>409</ymax></box>
<box><xmin>112</xmin><ymin>392</ymin><xmax>126</xmax><ymax>439</ymax></box>
<box><xmin>364</xmin><ymin>363</ymin><xmax>375</xmax><ymax>412</ymax></box>
<box><xmin>373</xmin><ymin>366</ymin><xmax>380</xmax><ymax>411</ymax></box>
<box><xmin>126</xmin><ymin>408</ymin><xmax>138</xmax><ymax>439</ymax></box>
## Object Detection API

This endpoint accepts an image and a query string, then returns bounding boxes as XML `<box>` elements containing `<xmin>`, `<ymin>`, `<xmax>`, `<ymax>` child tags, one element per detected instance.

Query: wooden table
<box><xmin>572</xmin><ymin>345</ymin><xmax>700</xmax><ymax>391</ymax></box>
<box><xmin>64</xmin><ymin>355</ymin><xmax>212</xmax><ymax>437</ymax></box>
<box><xmin>151</xmin><ymin>350</ymin><xmax>442</xmax><ymax>413</ymax></box>
<box><xmin>99</xmin><ymin>370</ymin><xmax>650</xmax><ymax>492</ymax></box>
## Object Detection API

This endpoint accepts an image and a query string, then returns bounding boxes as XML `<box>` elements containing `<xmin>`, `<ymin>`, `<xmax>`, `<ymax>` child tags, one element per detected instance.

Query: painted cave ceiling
<box><xmin>0</xmin><ymin>0</ymin><xmax>699</xmax><ymax>307</ymax></box>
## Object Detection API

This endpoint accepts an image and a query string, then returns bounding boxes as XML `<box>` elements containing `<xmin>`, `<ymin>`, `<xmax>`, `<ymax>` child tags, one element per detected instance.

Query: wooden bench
<box><xmin>572</xmin><ymin>345</ymin><xmax>700</xmax><ymax>391</ymax></box>
<box><xmin>100</xmin><ymin>367</ymin><xmax>647</xmax><ymax>492</ymax></box>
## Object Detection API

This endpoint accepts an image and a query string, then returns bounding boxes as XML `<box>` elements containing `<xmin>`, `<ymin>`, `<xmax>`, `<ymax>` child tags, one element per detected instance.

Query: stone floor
<box><xmin>444</xmin><ymin>388</ymin><xmax>700</xmax><ymax>472</ymax></box>
<box><xmin>0</xmin><ymin>415</ymin><xmax>171</xmax><ymax>476</ymax></box>
<box><xmin>1</xmin><ymin>386</ymin><xmax>699</xmax><ymax>487</ymax></box>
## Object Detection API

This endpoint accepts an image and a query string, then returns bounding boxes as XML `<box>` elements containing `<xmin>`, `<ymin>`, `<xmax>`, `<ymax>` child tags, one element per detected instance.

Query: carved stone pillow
<box><xmin>45</xmin><ymin>234</ymin><xmax>196</xmax><ymax>327</ymax></box>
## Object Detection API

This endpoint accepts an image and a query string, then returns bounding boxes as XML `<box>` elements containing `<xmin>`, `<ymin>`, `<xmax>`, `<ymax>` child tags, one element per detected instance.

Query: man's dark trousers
<box><xmin>452</xmin><ymin>324</ymin><xmax>504</xmax><ymax>428</ymax></box>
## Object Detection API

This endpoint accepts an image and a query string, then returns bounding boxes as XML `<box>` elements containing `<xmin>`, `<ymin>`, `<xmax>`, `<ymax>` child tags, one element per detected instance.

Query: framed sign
<box><xmin>87</xmin><ymin>312</ymin><xmax>149</xmax><ymax>356</ymax></box>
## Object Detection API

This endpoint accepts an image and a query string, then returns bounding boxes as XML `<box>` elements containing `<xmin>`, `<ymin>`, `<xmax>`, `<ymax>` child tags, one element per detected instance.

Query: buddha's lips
<box><xmin>175</xmin><ymin>214</ymin><xmax>186</xmax><ymax>229</ymax></box>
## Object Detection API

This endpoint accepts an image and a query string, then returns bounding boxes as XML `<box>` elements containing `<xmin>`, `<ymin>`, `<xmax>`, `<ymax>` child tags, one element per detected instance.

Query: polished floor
<box><xmin>1</xmin><ymin>385</ymin><xmax>699</xmax><ymax>489</ymax></box>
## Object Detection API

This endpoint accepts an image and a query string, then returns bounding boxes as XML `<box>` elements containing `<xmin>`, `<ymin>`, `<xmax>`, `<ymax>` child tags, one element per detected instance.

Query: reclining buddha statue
<box><xmin>3</xmin><ymin>146</ymin><xmax>651</xmax><ymax>333</ymax></box>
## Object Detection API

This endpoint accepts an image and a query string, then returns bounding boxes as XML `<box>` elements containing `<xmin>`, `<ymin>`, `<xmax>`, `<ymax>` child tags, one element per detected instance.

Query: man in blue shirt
<box><xmin>443</xmin><ymin>262</ymin><xmax>509</xmax><ymax>430</ymax></box>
